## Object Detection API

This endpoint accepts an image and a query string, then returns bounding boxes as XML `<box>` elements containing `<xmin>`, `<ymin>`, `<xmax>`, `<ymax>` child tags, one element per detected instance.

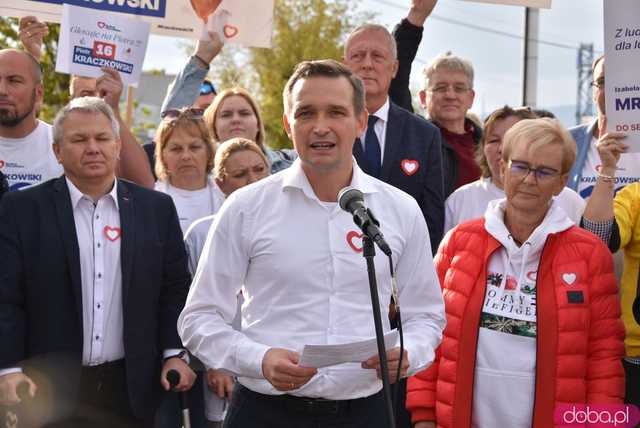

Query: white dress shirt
<box><xmin>178</xmin><ymin>159</ymin><xmax>446</xmax><ymax>400</ymax></box>
<box><xmin>66</xmin><ymin>177</ymin><xmax>125</xmax><ymax>366</ymax></box>
<box><xmin>358</xmin><ymin>98</ymin><xmax>389</xmax><ymax>164</ymax></box>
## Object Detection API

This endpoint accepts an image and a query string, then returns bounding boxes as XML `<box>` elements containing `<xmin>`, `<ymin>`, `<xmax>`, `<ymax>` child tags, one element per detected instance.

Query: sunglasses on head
<box><xmin>160</xmin><ymin>108</ymin><xmax>205</xmax><ymax>120</ymax></box>
<box><xmin>200</xmin><ymin>81</ymin><xmax>216</xmax><ymax>96</ymax></box>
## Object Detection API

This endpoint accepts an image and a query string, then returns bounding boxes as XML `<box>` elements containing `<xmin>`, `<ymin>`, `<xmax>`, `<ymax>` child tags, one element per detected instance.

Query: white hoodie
<box><xmin>471</xmin><ymin>198</ymin><xmax>574</xmax><ymax>428</ymax></box>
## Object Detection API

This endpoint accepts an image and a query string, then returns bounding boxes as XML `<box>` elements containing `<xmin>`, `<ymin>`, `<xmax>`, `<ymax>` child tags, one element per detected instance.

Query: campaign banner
<box><xmin>604</xmin><ymin>0</ymin><xmax>640</xmax><ymax>152</ymax></box>
<box><xmin>459</xmin><ymin>0</ymin><xmax>552</xmax><ymax>8</ymax></box>
<box><xmin>55</xmin><ymin>4</ymin><xmax>150</xmax><ymax>86</ymax></box>
<box><xmin>0</xmin><ymin>0</ymin><xmax>275</xmax><ymax>47</ymax></box>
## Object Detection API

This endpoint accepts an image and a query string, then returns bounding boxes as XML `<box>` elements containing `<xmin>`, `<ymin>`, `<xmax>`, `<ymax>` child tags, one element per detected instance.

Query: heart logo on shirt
<box><xmin>562</xmin><ymin>273</ymin><xmax>577</xmax><ymax>285</ymax></box>
<box><xmin>346</xmin><ymin>230</ymin><xmax>363</xmax><ymax>253</ymax></box>
<box><xmin>223</xmin><ymin>24</ymin><xmax>239</xmax><ymax>38</ymax></box>
<box><xmin>0</xmin><ymin>159</ymin><xmax>5</xmax><ymax>169</ymax></box>
<box><xmin>400</xmin><ymin>159</ymin><xmax>419</xmax><ymax>176</ymax></box>
<box><xmin>104</xmin><ymin>226</ymin><xmax>121</xmax><ymax>242</ymax></box>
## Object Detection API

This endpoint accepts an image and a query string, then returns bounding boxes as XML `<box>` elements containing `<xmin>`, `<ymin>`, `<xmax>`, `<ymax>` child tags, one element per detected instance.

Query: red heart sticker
<box><xmin>346</xmin><ymin>230</ymin><xmax>363</xmax><ymax>253</ymax></box>
<box><xmin>401</xmin><ymin>159</ymin><xmax>419</xmax><ymax>176</ymax></box>
<box><xmin>104</xmin><ymin>226</ymin><xmax>121</xmax><ymax>242</ymax></box>
<box><xmin>223</xmin><ymin>24</ymin><xmax>239</xmax><ymax>38</ymax></box>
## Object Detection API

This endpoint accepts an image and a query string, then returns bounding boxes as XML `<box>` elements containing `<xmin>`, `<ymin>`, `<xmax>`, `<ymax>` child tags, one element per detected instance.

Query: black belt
<box><xmin>238</xmin><ymin>383</ymin><xmax>380</xmax><ymax>416</ymax></box>
<box><xmin>82</xmin><ymin>359</ymin><xmax>125</xmax><ymax>375</ymax></box>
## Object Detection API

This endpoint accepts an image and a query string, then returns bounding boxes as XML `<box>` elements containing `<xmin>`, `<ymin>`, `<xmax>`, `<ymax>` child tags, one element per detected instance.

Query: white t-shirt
<box><xmin>0</xmin><ymin>121</ymin><xmax>62</xmax><ymax>191</ymax></box>
<box><xmin>445</xmin><ymin>178</ymin><xmax>585</xmax><ymax>234</ymax></box>
<box><xmin>154</xmin><ymin>178</ymin><xmax>225</xmax><ymax>234</ymax></box>
<box><xmin>577</xmin><ymin>136</ymin><xmax>640</xmax><ymax>198</ymax></box>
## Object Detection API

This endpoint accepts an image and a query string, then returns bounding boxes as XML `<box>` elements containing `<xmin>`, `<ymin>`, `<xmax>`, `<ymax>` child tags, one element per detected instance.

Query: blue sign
<box><xmin>30</xmin><ymin>0</ymin><xmax>167</xmax><ymax>18</ymax></box>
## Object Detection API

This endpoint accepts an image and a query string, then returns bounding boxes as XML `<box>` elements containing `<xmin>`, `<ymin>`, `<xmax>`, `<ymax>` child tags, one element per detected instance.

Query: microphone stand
<box><xmin>362</xmin><ymin>235</ymin><xmax>396</xmax><ymax>428</ymax></box>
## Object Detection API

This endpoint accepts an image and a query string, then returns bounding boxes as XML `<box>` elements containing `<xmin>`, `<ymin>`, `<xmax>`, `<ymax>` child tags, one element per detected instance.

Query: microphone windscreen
<box><xmin>338</xmin><ymin>187</ymin><xmax>363</xmax><ymax>211</ymax></box>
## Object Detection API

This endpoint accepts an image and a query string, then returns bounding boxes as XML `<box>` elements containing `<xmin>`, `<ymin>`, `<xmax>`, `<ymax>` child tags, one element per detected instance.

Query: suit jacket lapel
<box><xmin>381</xmin><ymin>102</ymin><xmax>406</xmax><ymax>181</ymax></box>
<box><xmin>118</xmin><ymin>180</ymin><xmax>135</xmax><ymax>306</ymax></box>
<box><xmin>52</xmin><ymin>177</ymin><xmax>83</xmax><ymax>330</ymax></box>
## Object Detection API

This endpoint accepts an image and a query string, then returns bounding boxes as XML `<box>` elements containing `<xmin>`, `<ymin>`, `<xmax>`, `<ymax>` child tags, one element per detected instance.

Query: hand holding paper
<box><xmin>262</xmin><ymin>348</ymin><xmax>318</xmax><ymax>392</ymax></box>
<box><xmin>362</xmin><ymin>346</ymin><xmax>410</xmax><ymax>384</ymax></box>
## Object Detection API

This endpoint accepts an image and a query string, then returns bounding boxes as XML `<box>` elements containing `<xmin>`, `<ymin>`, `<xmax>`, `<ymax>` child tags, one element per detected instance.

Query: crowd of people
<box><xmin>0</xmin><ymin>1</ymin><xmax>637</xmax><ymax>427</ymax></box>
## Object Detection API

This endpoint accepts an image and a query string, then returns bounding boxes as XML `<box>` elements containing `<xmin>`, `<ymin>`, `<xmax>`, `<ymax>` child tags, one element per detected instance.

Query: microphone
<box><xmin>338</xmin><ymin>187</ymin><xmax>391</xmax><ymax>256</ymax></box>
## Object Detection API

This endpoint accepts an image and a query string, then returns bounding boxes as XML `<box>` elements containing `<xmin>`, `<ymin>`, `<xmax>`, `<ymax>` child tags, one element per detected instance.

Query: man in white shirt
<box><xmin>178</xmin><ymin>59</ymin><xmax>445</xmax><ymax>427</ymax></box>
<box><xmin>0</xmin><ymin>49</ymin><xmax>61</xmax><ymax>191</ymax></box>
<box><xmin>0</xmin><ymin>97</ymin><xmax>194</xmax><ymax>427</ymax></box>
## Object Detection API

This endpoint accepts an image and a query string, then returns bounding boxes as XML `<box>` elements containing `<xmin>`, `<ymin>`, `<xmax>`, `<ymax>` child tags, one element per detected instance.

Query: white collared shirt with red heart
<box><xmin>65</xmin><ymin>177</ymin><xmax>124</xmax><ymax>366</ymax></box>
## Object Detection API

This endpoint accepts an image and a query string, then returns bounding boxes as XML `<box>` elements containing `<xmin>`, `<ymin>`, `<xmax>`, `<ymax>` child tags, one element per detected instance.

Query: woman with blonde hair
<box><xmin>408</xmin><ymin>118</ymin><xmax>624</xmax><ymax>428</ymax></box>
<box><xmin>154</xmin><ymin>108</ymin><xmax>224</xmax><ymax>234</ymax></box>
<box><xmin>204</xmin><ymin>87</ymin><xmax>296</xmax><ymax>173</ymax></box>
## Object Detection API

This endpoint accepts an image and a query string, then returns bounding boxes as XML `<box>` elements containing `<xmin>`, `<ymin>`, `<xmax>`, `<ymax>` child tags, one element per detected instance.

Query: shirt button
<box><xmin>96</xmin><ymin>215</ymin><xmax>100</xmax><ymax>220</ymax></box>
<box><xmin>97</xmin><ymin>273</ymin><xmax>102</xmax><ymax>279</ymax></box>
<box><xmin>95</xmin><ymin>335</ymin><xmax>100</xmax><ymax>340</ymax></box>
<box><xmin>97</xmin><ymin>303</ymin><xmax>101</xmax><ymax>309</ymax></box>
<box><xmin>97</xmin><ymin>243</ymin><xmax>101</xmax><ymax>248</ymax></box>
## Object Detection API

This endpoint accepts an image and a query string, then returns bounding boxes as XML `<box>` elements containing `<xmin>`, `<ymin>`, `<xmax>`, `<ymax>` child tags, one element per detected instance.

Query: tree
<box><xmin>0</xmin><ymin>18</ymin><xmax>70</xmax><ymax>123</ymax></box>
<box><xmin>248</xmin><ymin>0</ymin><xmax>370</xmax><ymax>149</ymax></box>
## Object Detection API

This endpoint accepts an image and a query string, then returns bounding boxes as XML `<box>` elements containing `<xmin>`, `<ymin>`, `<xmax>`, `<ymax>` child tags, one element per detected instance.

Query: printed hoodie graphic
<box><xmin>471</xmin><ymin>198</ymin><xmax>574</xmax><ymax>428</ymax></box>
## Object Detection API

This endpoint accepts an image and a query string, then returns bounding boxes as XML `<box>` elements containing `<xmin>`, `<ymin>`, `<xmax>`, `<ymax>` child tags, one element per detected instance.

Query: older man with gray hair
<box><xmin>343</xmin><ymin>23</ymin><xmax>445</xmax><ymax>253</ymax></box>
<box><xmin>389</xmin><ymin>0</ymin><xmax>482</xmax><ymax>197</ymax></box>
<box><xmin>0</xmin><ymin>96</ymin><xmax>194</xmax><ymax>428</ymax></box>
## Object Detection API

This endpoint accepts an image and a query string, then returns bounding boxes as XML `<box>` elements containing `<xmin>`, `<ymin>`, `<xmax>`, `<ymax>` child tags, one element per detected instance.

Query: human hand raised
<box><xmin>195</xmin><ymin>31</ymin><xmax>224</xmax><ymax>65</ymax></box>
<box><xmin>596</xmin><ymin>116</ymin><xmax>628</xmax><ymax>174</ymax></box>
<box><xmin>18</xmin><ymin>16</ymin><xmax>49</xmax><ymax>61</ymax></box>
<box><xmin>408</xmin><ymin>0</ymin><xmax>438</xmax><ymax>26</ymax></box>
<box><xmin>96</xmin><ymin>67</ymin><xmax>124</xmax><ymax>114</ymax></box>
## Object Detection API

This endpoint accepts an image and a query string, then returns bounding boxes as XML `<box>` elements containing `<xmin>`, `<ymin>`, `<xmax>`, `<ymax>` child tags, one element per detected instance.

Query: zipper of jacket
<box><xmin>530</xmin><ymin>235</ymin><xmax>552</xmax><ymax>428</ymax></box>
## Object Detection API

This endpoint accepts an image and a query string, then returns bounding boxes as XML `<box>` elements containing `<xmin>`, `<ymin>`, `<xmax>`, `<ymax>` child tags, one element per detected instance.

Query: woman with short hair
<box><xmin>153</xmin><ymin>108</ymin><xmax>224</xmax><ymax>234</ymax></box>
<box><xmin>444</xmin><ymin>106</ymin><xmax>584</xmax><ymax>233</ymax></box>
<box><xmin>407</xmin><ymin>118</ymin><xmax>624</xmax><ymax>428</ymax></box>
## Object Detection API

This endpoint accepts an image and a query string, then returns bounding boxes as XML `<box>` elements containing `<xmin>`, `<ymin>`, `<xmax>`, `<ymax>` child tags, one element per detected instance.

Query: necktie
<box><xmin>365</xmin><ymin>115</ymin><xmax>381</xmax><ymax>178</ymax></box>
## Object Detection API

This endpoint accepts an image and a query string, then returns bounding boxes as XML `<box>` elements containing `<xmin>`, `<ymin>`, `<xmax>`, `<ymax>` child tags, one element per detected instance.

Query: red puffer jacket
<box><xmin>406</xmin><ymin>219</ymin><xmax>625</xmax><ymax>428</ymax></box>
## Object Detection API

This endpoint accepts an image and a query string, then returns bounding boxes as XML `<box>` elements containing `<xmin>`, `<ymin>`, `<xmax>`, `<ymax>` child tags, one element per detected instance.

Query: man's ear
<box><xmin>418</xmin><ymin>89</ymin><xmax>427</xmax><ymax>109</ymax></box>
<box><xmin>52</xmin><ymin>142</ymin><xmax>62</xmax><ymax>164</ymax></box>
<box><xmin>357</xmin><ymin>110</ymin><xmax>368</xmax><ymax>136</ymax></box>
<box><xmin>282</xmin><ymin>113</ymin><xmax>292</xmax><ymax>139</ymax></box>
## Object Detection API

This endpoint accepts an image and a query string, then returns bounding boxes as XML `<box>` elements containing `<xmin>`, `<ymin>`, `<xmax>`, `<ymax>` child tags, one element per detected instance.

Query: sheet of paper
<box><xmin>604</xmin><ymin>0</ymin><xmax>640</xmax><ymax>152</ymax></box>
<box><xmin>458</xmin><ymin>0</ymin><xmax>552</xmax><ymax>8</ymax></box>
<box><xmin>55</xmin><ymin>4</ymin><xmax>150</xmax><ymax>86</ymax></box>
<box><xmin>299</xmin><ymin>330</ymin><xmax>399</xmax><ymax>368</ymax></box>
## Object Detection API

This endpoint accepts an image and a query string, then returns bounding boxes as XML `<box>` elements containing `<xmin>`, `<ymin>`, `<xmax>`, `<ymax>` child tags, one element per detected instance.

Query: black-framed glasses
<box><xmin>591</xmin><ymin>78</ymin><xmax>605</xmax><ymax>89</ymax></box>
<box><xmin>508</xmin><ymin>159</ymin><xmax>560</xmax><ymax>182</ymax></box>
<box><xmin>160</xmin><ymin>108</ymin><xmax>205</xmax><ymax>120</ymax></box>
<box><xmin>200</xmin><ymin>80</ymin><xmax>216</xmax><ymax>96</ymax></box>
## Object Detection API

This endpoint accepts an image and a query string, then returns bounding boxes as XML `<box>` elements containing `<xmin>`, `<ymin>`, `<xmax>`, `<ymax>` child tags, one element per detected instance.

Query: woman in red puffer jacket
<box><xmin>407</xmin><ymin>118</ymin><xmax>625</xmax><ymax>428</ymax></box>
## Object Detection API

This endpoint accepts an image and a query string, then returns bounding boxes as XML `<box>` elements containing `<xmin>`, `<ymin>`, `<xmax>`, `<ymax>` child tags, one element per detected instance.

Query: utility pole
<box><xmin>522</xmin><ymin>7</ymin><xmax>539</xmax><ymax>108</ymax></box>
<box><xmin>576</xmin><ymin>43</ymin><xmax>595</xmax><ymax>125</ymax></box>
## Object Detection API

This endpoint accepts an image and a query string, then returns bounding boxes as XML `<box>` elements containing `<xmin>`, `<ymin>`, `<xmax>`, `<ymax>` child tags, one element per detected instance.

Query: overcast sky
<box><xmin>143</xmin><ymin>0</ymin><xmax>604</xmax><ymax>121</ymax></box>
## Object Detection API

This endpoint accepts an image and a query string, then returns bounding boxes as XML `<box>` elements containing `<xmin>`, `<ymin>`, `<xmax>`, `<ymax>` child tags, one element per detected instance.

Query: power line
<box><xmin>371</xmin><ymin>0</ymin><xmax>594</xmax><ymax>52</ymax></box>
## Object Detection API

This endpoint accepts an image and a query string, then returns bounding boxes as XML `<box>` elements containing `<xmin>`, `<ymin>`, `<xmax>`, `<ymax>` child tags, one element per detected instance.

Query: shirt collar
<box><xmin>66</xmin><ymin>176</ymin><xmax>119</xmax><ymax>210</ymax></box>
<box><xmin>281</xmin><ymin>158</ymin><xmax>379</xmax><ymax>201</ymax></box>
<box><xmin>370</xmin><ymin>98</ymin><xmax>390</xmax><ymax>124</ymax></box>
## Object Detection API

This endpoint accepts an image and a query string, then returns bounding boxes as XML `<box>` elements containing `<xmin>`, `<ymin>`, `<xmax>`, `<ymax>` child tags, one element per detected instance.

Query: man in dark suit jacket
<box><xmin>344</xmin><ymin>24</ymin><xmax>444</xmax><ymax>253</ymax></box>
<box><xmin>0</xmin><ymin>97</ymin><xmax>194</xmax><ymax>428</ymax></box>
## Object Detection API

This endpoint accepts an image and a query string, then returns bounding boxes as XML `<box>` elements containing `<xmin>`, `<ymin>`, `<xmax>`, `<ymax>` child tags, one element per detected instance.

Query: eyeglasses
<box><xmin>160</xmin><ymin>108</ymin><xmax>205</xmax><ymax>120</ymax></box>
<box><xmin>428</xmin><ymin>84</ymin><xmax>472</xmax><ymax>95</ymax></box>
<box><xmin>591</xmin><ymin>78</ymin><xmax>605</xmax><ymax>89</ymax></box>
<box><xmin>508</xmin><ymin>159</ymin><xmax>560</xmax><ymax>182</ymax></box>
<box><xmin>200</xmin><ymin>81</ymin><xmax>216</xmax><ymax>96</ymax></box>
